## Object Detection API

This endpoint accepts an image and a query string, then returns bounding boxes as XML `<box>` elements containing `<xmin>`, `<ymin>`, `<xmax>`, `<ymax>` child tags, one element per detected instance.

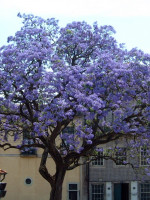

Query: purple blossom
<box><xmin>87</xmin><ymin>140</ymin><xmax>92</xmax><ymax>145</ymax></box>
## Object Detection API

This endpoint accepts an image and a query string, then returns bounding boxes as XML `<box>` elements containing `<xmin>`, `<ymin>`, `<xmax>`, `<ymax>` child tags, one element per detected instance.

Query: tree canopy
<box><xmin>0</xmin><ymin>13</ymin><xmax>150</xmax><ymax>200</ymax></box>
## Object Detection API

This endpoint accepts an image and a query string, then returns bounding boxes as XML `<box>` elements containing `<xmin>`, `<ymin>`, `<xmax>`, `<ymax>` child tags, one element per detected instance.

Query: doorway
<box><xmin>114</xmin><ymin>183</ymin><xmax>129</xmax><ymax>200</ymax></box>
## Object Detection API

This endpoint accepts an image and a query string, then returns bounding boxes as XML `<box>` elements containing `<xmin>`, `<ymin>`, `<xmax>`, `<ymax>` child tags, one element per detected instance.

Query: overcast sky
<box><xmin>0</xmin><ymin>0</ymin><xmax>150</xmax><ymax>53</ymax></box>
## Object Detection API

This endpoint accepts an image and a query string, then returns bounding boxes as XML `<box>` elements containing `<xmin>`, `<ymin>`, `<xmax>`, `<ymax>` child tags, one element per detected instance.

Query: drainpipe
<box><xmin>86</xmin><ymin>163</ymin><xmax>90</xmax><ymax>200</ymax></box>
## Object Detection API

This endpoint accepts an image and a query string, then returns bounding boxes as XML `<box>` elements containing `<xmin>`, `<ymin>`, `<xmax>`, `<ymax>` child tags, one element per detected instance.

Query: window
<box><xmin>141</xmin><ymin>147</ymin><xmax>150</xmax><ymax>166</ymax></box>
<box><xmin>25</xmin><ymin>177</ymin><xmax>32</xmax><ymax>185</ymax></box>
<box><xmin>61</xmin><ymin>127</ymin><xmax>74</xmax><ymax>148</ymax></box>
<box><xmin>68</xmin><ymin>183</ymin><xmax>79</xmax><ymax>200</ymax></box>
<box><xmin>62</xmin><ymin>127</ymin><xmax>74</xmax><ymax>135</ymax></box>
<box><xmin>91</xmin><ymin>184</ymin><xmax>104</xmax><ymax>200</ymax></box>
<box><xmin>115</xmin><ymin>148</ymin><xmax>127</xmax><ymax>165</ymax></box>
<box><xmin>20</xmin><ymin>130</ymin><xmax>37</xmax><ymax>156</ymax></box>
<box><xmin>141</xmin><ymin>183</ymin><xmax>150</xmax><ymax>200</ymax></box>
<box><xmin>92</xmin><ymin>151</ymin><xmax>104</xmax><ymax>166</ymax></box>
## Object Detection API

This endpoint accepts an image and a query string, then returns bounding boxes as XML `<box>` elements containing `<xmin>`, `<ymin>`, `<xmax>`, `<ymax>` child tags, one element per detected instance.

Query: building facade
<box><xmin>0</xmin><ymin>134</ymin><xmax>150</xmax><ymax>200</ymax></box>
<box><xmin>0</xmin><ymin>147</ymin><xmax>81</xmax><ymax>200</ymax></box>
<box><xmin>81</xmin><ymin>143</ymin><xmax>150</xmax><ymax>200</ymax></box>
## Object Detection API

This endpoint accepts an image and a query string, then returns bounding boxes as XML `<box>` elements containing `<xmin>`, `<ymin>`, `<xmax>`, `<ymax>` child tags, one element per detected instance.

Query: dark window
<box><xmin>69</xmin><ymin>184</ymin><xmax>77</xmax><ymax>190</ymax></box>
<box><xmin>92</xmin><ymin>151</ymin><xmax>104</xmax><ymax>166</ymax></box>
<box><xmin>21</xmin><ymin>148</ymin><xmax>37</xmax><ymax>156</ymax></box>
<box><xmin>141</xmin><ymin>147</ymin><xmax>150</xmax><ymax>166</ymax></box>
<box><xmin>61</xmin><ymin>127</ymin><xmax>74</xmax><ymax>148</ymax></box>
<box><xmin>141</xmin><ymin>183</ymin><xmax>150</xmax><ymax>200</ymax></box>
<box><xmin>91</xmin><ymin>184</ymin><xmax>104</xmax><ymax>200</ymax></box>
<box><xmin>68</xmin><ymin>183</ymin><xmax>78</xmax><ymax>200</ymax></box>
<box><xmin>20</xmin><ymin>130</ymin><xmax>37</xmax><ymax>156</ymax></box>
<box><xmin>115</xmin><ymin>148</ymin><xmax>127</xmax><ymax>165</ymax></box>
<box><xmin>62</xmin><ymin>127</ymin><xmax>74</xmax><ymax>135</ymax></box>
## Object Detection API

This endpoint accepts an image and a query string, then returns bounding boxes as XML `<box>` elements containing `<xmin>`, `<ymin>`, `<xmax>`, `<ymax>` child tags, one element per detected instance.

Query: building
<box><xmin>81</xmin><ymin>142</ymin><xmax>150</xmax><ymax>200</ymax></box>
<box><xmin>0</xmin><ymin>147</ymin><xmax>81</xmax><ymax>200</ymax></box>
<box><xmin>0</xmin><ymin>127</ymin><xmax>150</xmax><ymax>200</ymax></box>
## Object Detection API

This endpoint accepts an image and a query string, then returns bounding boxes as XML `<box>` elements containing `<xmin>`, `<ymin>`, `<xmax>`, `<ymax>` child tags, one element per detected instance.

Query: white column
<box><xmin>131</xmin><ymin>181</ymin><xmax>138</xmax><ymax>200</ymax></box>
<box><xmin>106</xmin><ymin>182</ymin><xmax>112</xmax><ymax>200</ymax></box>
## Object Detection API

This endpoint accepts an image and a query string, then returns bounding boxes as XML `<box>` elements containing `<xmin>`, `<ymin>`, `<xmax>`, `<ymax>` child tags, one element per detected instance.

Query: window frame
<box><xmin>91</xmin><ymin>183</ymin><xmax>104</xmax><ymax>200</ymax></box>
<box><xmin>68</xmin><ymin>183</ymin><xmax>79</xmax><ymax>200</ymax></box>
<box><xmin>91</xmin><ymin>151</ymin><xmax>104</xmax><ymax>166</ymax></box>
<box><xmin>20</xmin><ymin>130</ymin><xmax>37</xmax><ymax>156</ymax></box>
<box><xmin>61</xmin><ymin>126</ymin><xmax>75</xmax><ymax>148</ymax></box>
<box><xmin>140</xmin><ymin>182</ymin><xmax>150</xmax><ymax>200</ymax></box>
<box><xmin>140</xmin><ymin>147</ymin><xmax>150</xmax><ymax>166</ymax></box>
<box><xmin>115</xmin><ymin>147</ymin><xmax>127</xmax><ymax>166</ymax></box>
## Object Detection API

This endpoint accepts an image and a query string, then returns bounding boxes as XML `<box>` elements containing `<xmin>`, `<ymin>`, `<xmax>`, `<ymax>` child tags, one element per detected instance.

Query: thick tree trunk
<box><xmin>50</xmin><ymin>183</ymin><xmax>63</xmax><ymax>200</ymax></box>
<box><xmin>49</xmin><ymin>168</ymin><xmax>66</xmax><ymax>200</ymax></box>
<box><xmin>39</xmin><ymin>143</ymin><xmax>67</xmax><ymax>200</ymax></box>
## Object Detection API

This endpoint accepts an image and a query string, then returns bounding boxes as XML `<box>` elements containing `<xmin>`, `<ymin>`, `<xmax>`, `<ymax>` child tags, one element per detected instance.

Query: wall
<box><xmin>0</xmin><ymin>148</ymin><xmax>80</xmax><ymax>200</ymax></box>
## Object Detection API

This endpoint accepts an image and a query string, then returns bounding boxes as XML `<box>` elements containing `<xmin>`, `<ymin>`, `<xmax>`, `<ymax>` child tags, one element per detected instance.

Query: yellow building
<box><xmin>0</xmin><ymin>147</ymin><xmax>81</xmax><ymax>200</ymax></box>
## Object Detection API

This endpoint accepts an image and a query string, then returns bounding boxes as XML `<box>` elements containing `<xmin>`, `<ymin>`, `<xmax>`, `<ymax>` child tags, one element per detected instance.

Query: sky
<box><xmin>0</xmin><ymin>0</ymin><xmax>150</xmax><ymax>53</ymax></box>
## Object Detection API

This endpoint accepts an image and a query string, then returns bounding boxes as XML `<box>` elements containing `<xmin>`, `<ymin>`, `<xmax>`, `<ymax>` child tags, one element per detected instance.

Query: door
<box><xmin>114</xmin><ymin>183</ymin><xmax>129</xmax><ymax>200</ymax></box>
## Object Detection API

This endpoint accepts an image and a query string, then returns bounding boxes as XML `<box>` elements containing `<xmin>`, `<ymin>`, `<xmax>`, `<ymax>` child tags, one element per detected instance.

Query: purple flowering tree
<box><xmin>0</xmin><ymin>13</ymin><xmax>150</xmax><ymax>200</ymax></box>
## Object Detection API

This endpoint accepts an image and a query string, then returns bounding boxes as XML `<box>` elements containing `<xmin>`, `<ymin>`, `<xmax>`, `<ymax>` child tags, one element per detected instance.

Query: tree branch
<box><xmin>39</xmin><ymin>148</ymin><xmax>55</xmax><ymax>185</ymax></box>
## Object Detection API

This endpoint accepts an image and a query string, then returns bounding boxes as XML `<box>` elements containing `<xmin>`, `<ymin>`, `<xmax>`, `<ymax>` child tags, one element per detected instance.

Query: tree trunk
<box><xmin>39</xmin><ymin>145</ymin><xmax>67</xmax><ymax>200</ymax></box>
<box><xmin>49</xmin><ymin>168</ymin><xmax>66</xmax><ymax>200</ymax></box>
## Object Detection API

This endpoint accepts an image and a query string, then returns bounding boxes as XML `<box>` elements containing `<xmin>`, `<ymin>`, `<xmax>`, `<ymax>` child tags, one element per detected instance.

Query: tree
<box><xmin>0</xmin><ymin>13</ymin><xmax>150</xmax><ymax>200</ymax></box>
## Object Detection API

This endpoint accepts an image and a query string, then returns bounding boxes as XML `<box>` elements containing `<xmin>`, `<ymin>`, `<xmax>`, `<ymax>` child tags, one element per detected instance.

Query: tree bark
<box><xmin>39</xmin><ymin>144</ymin><xmax>67</xmax><ymax>200</ymax></box>
<box><xmin>49</xmin><ymin>168</ymin><xmax>66</xmax><ymax>200</ymax></box>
